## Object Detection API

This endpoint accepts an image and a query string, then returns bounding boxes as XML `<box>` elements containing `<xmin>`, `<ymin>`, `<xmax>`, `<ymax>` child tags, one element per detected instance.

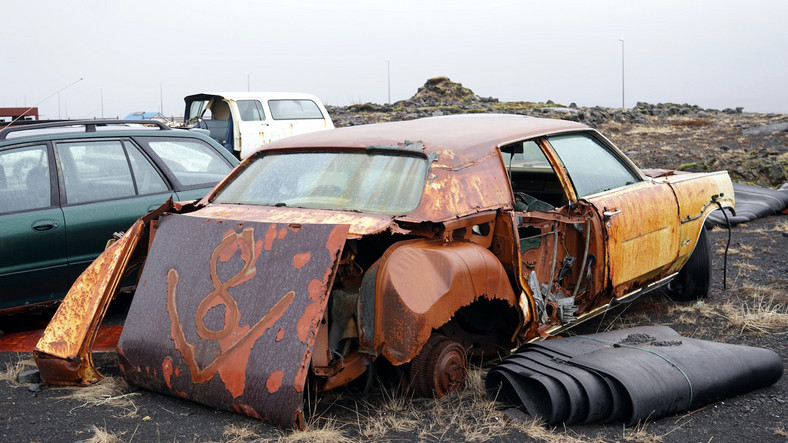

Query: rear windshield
<box><xmin>213</xmin><ymin>152</ymin><xmax>428</xmax><ymax>215</ymax></box>
<box><xmin>268</xmin><ymin>100</ymin><xmax>324</xmax><ymax>120</ymax></box>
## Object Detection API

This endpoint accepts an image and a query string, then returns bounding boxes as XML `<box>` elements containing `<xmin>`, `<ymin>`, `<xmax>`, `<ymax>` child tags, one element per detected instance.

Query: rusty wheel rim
<box><xmin>428</xmin><ymin>339</ymin><xmax>467</xmax><ymax>396</ymax></box>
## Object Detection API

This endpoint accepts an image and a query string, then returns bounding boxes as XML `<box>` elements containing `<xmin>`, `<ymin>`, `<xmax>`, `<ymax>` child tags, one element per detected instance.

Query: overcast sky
<box><xmin>2</xmin><ymin>0</ymin><xmax>786</xmax><ymax>119</ymax></box>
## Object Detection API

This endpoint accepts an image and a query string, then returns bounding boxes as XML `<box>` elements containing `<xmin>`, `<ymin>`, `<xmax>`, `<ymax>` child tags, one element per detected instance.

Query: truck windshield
<box><xmin>213</xmin><ymin>152</ymin><xmax>428</xmax><ymax>215</ymax></box>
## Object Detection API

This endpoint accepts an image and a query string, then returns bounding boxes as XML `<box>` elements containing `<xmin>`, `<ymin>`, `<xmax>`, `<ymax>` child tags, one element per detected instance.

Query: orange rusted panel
<box><xmin>663</xmin><ymin>170</ymin><xmax>734</xmax><ymax>273</ymax></box>
<box><xmin>116</xmin><ymin>214</ymin><xmax>347</xmax><ymax>428</ymax></box>
<box><xmin>403</xmin><ymin>149</ymin><xmax>513</xmax><ymax>223</ymax></box>
<box><xmin>34</xmin><ymin>217</ymin><xmax>147</xmax><ymax>385</ymax></box>
<box><xmin>588</xmin><ymin>181</ymin><xmax>680</xmax><ymax>293</ymax></box>
<box><xmin>365</xmin><ymin>239</ymin><xmax>518</xmax><ymax>365</ymax></box>
<box><xmin>192</xmin><ymin>204</ymin><xmax>396</xmax><ymax>239</ymax></box>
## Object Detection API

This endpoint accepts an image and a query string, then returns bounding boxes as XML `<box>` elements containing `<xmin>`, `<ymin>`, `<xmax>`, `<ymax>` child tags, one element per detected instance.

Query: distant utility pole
<box><xmin>619</xmin><ymin>38</ymin><xmax>625</xmax><ymax>109</ymax></box>
<box><xmin>385</xmin><ymin>60</ymin><xmax>391</xmax><ymax>104</ymax></box>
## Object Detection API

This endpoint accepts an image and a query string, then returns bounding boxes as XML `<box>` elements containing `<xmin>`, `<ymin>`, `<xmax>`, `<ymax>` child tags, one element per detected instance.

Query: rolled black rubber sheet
<box><xmin>485</xmin><ymin>326</ymin><xmax>783</xmax><ymax>425</ymax></box>
<box><xmin>706</xmin><ymin>182</ymin><xmax>788</xmax><ymax>228</ymax></box>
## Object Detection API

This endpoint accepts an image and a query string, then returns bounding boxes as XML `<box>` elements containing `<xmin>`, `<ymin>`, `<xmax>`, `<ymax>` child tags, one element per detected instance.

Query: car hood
<box><xmin>188</xmin><ymin>204</ymin><xmax>397</xmax><ymax>239</ymax></box>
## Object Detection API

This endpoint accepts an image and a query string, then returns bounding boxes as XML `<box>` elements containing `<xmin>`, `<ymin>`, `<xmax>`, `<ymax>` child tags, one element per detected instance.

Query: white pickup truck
<box><xmin>184</xmin><ymin>92</ymin><xmax>334</xmax><ymax>159</ymax></box>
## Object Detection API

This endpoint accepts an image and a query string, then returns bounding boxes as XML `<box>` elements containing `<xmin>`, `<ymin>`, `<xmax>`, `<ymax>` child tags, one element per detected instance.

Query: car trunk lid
<box><xmin>116</xmin><ymin>212</ymin><xmax>348</xmax><ymax>428</ymax></box>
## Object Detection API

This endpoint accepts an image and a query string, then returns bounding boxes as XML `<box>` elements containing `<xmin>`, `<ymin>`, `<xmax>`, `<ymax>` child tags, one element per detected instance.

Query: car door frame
<box><xmin>541</xmin><ymin>131</ymin><xmax>681</xmax><ymax>298</ymax></box>
<box><xmin>0</xmin><ymin>141</ymin><xmax>68</xmax><ymax>310</ymax></box>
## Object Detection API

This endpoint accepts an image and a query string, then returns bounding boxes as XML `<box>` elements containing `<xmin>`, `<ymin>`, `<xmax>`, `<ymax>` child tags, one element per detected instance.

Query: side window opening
<box><xmin>56</xmin><ymin>140</ymin><xmax>138</xmax><ymax>204</ymax></box>
<box><xmin>237</xmin><ymin>100</ymin><xmax>266</xmax><ymax>121</ymax></box>
<box><xmin>268</xmin><ymin>99</ymin><xmax>324</xmax><ymax>120</ymax></box>
<box><xmin>501</xmin><ymin>140</ymin><xmax>566</xmax><ymax>211</ymax></box>
<box><xmin>547</xmin><ymin>134</ymin><xmax>642</xmax><ymax>198</ymax></box>
<box><xmin>0</xmin><ymin>144</ymin><xmax>51</xmax><ymax>213</ymax></box>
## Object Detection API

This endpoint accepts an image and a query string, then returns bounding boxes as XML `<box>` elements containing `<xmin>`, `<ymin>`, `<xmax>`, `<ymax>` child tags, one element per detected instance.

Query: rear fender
<box><xmin>360</xmin><ymin>238</ymin><xmax>518</xmax><ymax>365</ymax></box>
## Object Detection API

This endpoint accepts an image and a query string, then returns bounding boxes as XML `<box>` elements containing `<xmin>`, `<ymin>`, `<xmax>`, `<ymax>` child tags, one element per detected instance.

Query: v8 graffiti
<box><xmin>116</xmin><ymin>214</ymin><xmax>347</xmax><ymax>428</ymax></box>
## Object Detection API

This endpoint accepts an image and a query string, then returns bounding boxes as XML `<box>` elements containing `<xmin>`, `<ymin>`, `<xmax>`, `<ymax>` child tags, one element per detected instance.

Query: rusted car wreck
<box><xmin>34</xmin><ymin>115</ymin><xmax>734</xmax><ymax>428</ymax></box>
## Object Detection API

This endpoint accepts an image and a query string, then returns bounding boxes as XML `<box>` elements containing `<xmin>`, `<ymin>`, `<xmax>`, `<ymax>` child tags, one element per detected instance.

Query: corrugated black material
<box><xmin>486</xmin><ymin>326</ymin><xmax>783</xmax><ymax>425</ymax></box>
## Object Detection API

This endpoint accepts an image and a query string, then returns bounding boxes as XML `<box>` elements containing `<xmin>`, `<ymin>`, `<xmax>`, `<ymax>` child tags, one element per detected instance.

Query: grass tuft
<box><xmin>84</xmin><ymin>424</ymin><xmax>123</xmax><ymax>443</ymax></box>
<box><xmin>0</xmin><ymin>356</ymin><xmax>36</xmax><ymax>385</ymax></box>
<box><xmin>223</xmin><ymin>423</ymin><xmax>261</xmax><ymax>442</ymax></box>
<box><xmin>277</xmin><ymin>416</ymin><xmax>352</xmax><ymax>443</ymax></box>
<box><xmin>59</xmin><ymin>375</ymin><xmax>140</xmax><ymax>417</ymax></box>
<box><xmin>622</xmin><ymin>419</ymin><xmax>664</xmax><ymax>442</ymax></box>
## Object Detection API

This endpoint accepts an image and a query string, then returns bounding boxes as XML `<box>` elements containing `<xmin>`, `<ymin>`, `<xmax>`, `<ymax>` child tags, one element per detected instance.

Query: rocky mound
<box><xmin>326</xmin><ymin>77</ymin><xmax>787</xmax><ymax>187</ymax></box>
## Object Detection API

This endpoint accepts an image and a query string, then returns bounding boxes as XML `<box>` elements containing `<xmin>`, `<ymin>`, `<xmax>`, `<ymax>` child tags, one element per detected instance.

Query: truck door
<box><xmin>235</xmin><ymin>99</ymin><xmax>268</xmax><ymax>158</ymax></box>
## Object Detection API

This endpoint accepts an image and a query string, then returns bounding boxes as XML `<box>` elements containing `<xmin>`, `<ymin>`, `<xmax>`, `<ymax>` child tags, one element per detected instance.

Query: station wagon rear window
<box><xmin>268</xmin><ymin>100</ymin><xmax>324</xmax><ymax>120</ymax></box>
<box><xmin>213</xmin><ymin>152</ymin><xmax>428</xmax><ymax>215</ymax></box>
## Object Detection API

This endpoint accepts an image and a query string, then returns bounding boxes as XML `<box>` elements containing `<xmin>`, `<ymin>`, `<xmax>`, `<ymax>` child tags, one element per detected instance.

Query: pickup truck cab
<box><xmin>184</xmin><ymin>92</ymin><xmax>334</xmax><ymax>159</ymax></box>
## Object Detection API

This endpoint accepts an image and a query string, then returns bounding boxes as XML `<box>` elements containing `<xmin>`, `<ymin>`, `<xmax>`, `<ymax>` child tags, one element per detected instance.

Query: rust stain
<box><xmin>165</xmin><ymin>226</ymin><xmax>297</xmax><ymax>395</ymax></box>
<box><xmin>275</xmin><ymin>329</ymin><xmax>285</xmax><ymax>341</ymax></box>
<box><xmin>264</xmin><ymin>224</ymin><xmax>278</xmax><ymax>250</ymax></box>
<box><xmin>233</xmin><ymin>403</ymin><xmax>264</xmax><ymax>420</ymax></box>
<box><xmin>162</xmin><ymin>358</ymin><xmax>174</xmax><ymax>389</ymax></box>
<box><xmin>296</xmin><ymin>279</ymin><xmax>326</xmax><ymax>344</ymax></box>
<box><xmin>293</xmin><ymin>252</ymin><xmax>311</xmax><ymax>269</ymax></box>
<box><xmin>266</xmin><ymin>370</ymin><xmax>284</xmax><ymax>393</ymax></box>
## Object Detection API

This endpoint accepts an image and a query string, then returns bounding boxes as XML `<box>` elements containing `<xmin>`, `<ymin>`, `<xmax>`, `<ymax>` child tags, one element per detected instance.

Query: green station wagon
<box><xmin>0</xmin><ymin>120</ymin><xmax>238</xmax><ymax>313</ymax></box>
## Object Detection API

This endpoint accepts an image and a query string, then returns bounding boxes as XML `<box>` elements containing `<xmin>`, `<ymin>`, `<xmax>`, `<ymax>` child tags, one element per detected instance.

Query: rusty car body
<box><xmin>34</xmin><ymin>114</ymin><xmax>734</xmax><ymax>428</ymax></box>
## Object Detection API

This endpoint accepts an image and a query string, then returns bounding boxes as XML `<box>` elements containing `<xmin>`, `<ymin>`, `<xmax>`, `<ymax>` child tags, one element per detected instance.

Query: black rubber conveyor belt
<box><xmin>486</xmin><ymin>326</ymin><xmax>783</xmax><ymax>425</ymax></box>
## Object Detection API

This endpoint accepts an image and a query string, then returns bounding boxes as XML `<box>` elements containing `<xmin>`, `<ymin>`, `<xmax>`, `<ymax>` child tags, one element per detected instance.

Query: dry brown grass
<box><xmin>416</xmin><ymin>368</ymin><xmax>510</xmax><ymax>442</ymax></box>
<box><xmin>84</xmin><ymin>424</ymin><xmax>123</xmax><ymax>443</ymax></box>
<box><xmin>619</xmin><ymin>126</ymin><xmax>676</xmax><ymax>136</ymax></box>
<box><xmin>716</xmin><ymin>244</ymin><xmax>755</xmax><ymax>258</ymax></box>
<box><xmin>223</xmin><ymin>423</ymin><xmax>261</xmax><ymax>442</ymax></box>
<box><xmin>0</xmin><ymin>355</ymin><xmax>36</xmax><ymax>385</ymax></box>
<box><xmin>666</xmin><ymin>300</ymin><xmax>717</xmax><ymax>325</ymax></box>
<box><xmin>721</xmin><ymin>296</ymin><xmax>788</xmax><ymax>334</ymax></box>
<box><xmin>275</xmin><ymin>416</ymin><xmax>352</xmax><ymax>443</ymax></box>
<box><xmin>668</xmin><ymin>287</ymin><xmax>787</xmax><ymax>335</ymax></box>
<box><xmin>670</xmin><ymin>119</ymin><xmax>712</xmax><ymax>127</ymax></box>
<box><xmin>358</xmin><ymin>384</ymin><xmax>420</xmax><ymax>439</ymax></box>
<box><xmin>732</xmin><ymin>261</ymin><xmax>758</xmax><ymax>277</ymax></box>
<box><xmin>622</xmin><ymin>420</ymin><xmax>665</xmax><ymax>442</ymax></box>
<box><xmin>59</xmin><ymin>375</ymin><xmax>140</xmax><ymax>417</ymax></box>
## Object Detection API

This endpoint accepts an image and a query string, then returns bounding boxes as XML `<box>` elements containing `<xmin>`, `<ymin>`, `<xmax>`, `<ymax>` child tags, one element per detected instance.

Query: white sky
<box><xmin>2</xmin><ymin>0</ymin><xmax>786</xmax><ymax>119</ymax></box>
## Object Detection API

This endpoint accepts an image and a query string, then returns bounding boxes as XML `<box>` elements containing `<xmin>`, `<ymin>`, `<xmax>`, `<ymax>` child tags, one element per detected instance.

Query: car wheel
<box><xmin>667</xmin><ymin>225</ymin><xmax>712</xmax><ymax>301</ymax></box>
<box><xmin>407</xmin><ymin>334</ymin><xmax>467</xmax><ymax>397</ymax></box>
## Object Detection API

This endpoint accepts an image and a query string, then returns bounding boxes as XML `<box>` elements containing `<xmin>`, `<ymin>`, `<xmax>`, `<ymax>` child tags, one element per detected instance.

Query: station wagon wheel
<box><xmin>667</xmin><ymin>226</ymin><xmax>712</xmax><ymax>301</ymax></box>
<box><xmin>408</xmin><ymin>334</ymin><xmax>467</xmax><ymax>397</ymax></box>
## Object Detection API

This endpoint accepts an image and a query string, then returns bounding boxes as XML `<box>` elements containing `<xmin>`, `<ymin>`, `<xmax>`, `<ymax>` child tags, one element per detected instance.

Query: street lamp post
<box><xmin>619</xmin><ymin>38</ymin><xmax>625</xmax><ymax>109</ymax></box>
<box><xmin>385</xmin><ymin>60</ymin><xmax>391</xmax><ymax>105</ymax></box>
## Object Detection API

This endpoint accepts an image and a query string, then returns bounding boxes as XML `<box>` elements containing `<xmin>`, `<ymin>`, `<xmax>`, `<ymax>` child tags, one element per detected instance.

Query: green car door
<box><xmin>0</xmin><ymin>144</ymin><xmax>68</xmax><ymax>310</ymax></box>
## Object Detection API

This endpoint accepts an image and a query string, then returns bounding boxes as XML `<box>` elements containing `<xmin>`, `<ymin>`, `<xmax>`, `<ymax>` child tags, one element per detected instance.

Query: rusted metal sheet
<box><xmin>34</xmin><ymin>216</ymin><xmax>148</xmax><ymax>385</ymax></box>
<box><xmin>588</xmin><ymin>182</ymin><xmax>680</xmax><ymax>294</ymax></box>
<box><xmin>116</xmin><ymin>214</ymin><xmax>347</xmax><ymax>428</ymax></box>
<box><xmin>191</xmin><ymin>204</ymin><xmax>395</xmax><ymax>239</ymax></box>
<box><xmin>362</xmin><ymin>238</ymin><xmax>518</xmax><ymax>365</ymax></box>
<box><xmin>2</xmin><ymin>325</ymin><xmax>121</xmax><ymax>353</ymax></box>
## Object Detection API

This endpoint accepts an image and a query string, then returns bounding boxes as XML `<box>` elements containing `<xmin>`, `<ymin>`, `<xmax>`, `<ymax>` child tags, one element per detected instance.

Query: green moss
<box><xmin>676</xmin><ymin>162</ymin><xmax>709</xmax><ymax>171</ymax></box>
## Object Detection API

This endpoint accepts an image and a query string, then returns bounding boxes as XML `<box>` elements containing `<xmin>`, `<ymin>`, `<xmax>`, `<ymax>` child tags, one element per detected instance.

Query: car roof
<box><xmin>185</xmin><ymin>92</ymin><xmax>324</xmax><ymax>101</ymax></box>
<box><xmin>259</xmin><ymin>114</ymin><xmax>589</xmax><ymax>165</ymax></box>
<box><xmin>0</xmin><ymin>120</ymin><xmax>221</xmax><ymax>147</ymax></box>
